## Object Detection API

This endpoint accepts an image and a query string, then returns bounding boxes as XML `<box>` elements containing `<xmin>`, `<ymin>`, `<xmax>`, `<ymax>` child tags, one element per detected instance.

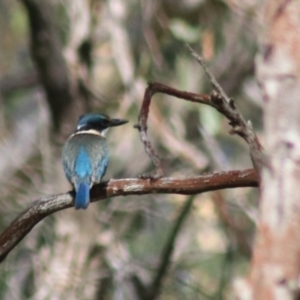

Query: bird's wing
<box><xmin>94</xmin><ymin>153</ymin><xmax>109</xmax><ymax>182</ymax></box>
<box><xmin>90</xmin><ymin>138</ymin><xmax>109</xmax><ymax>183</ymax></box>
<box><xmin>77</xmin><ymin>134</ymin><xmax>109</xmax><ymax>183</ymax></box>
<box><xmin>62</xmin><ymin>135</ymin><xmax>93</xmax><ymax>186</ymax></box>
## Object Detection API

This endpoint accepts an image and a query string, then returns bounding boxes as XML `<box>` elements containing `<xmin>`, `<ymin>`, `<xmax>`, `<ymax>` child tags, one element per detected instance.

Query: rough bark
<box><xmin>240</xmin><ymin>2</ymin><xmax>300</xmax><ymax>299</ymax></box>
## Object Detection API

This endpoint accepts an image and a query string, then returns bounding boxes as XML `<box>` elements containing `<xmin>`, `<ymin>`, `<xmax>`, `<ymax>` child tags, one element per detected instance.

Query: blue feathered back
<box><xmin>62</xmin><ymin>133</ymin><xmax>109</xmax><ymax>209</ymax></box>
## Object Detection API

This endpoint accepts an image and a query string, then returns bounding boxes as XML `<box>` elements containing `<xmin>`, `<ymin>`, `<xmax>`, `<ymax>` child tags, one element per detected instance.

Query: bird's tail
<box><xmin>75</xmin><ymin>181</ymin><xmax>90</xmax><ymax>209</ymax></box>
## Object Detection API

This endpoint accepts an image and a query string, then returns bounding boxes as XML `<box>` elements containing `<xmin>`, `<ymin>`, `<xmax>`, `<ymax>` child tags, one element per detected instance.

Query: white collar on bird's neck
<box><xmin>70</xmin><ymin>129</ymin><xmax>107</xmax><ymax>138</ymax></box>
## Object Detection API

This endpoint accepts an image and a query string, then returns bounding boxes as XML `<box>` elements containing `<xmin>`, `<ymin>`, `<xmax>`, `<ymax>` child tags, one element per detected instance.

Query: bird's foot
<box><xmin>138</xmin><ymin>172</ymin><xmax>163</xmax><ymax>180</ymax></box>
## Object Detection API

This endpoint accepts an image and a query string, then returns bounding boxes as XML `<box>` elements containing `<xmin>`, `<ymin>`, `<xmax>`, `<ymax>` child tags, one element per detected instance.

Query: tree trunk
<box><xmin>243</xmin><ymin>1</ymin><xmax>300</xmax><ymax>299</ymax></box>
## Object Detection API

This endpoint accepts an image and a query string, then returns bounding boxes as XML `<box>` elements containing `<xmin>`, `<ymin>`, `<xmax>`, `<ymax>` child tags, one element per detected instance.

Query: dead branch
<box><xmin>187</xmin><ymin>45</ymin><xmax>264</xmax><ymax>171</ymax></box>
<box><xmin>135</xmin><ymin>77</ymin><xmax>264</xmax><ymax>179</ymax></box>
<box><xmin>0</xmin><ymin>169</ymin><xmax>258</xmax><ymax>263</ymax></box>
<box><xmin>134</xmin><ymin>82</ymin><xmax>215</xmax><ymax>178</ymax></box>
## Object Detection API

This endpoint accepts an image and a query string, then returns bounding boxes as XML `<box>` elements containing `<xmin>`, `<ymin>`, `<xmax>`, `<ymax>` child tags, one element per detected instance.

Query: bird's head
<box><xmin>76</xmin><ymin>113</ymin><xmax>128</xmax><ymax>134</ymax></box>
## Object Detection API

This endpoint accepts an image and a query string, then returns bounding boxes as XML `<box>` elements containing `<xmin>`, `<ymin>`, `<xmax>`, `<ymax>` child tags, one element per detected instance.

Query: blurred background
<box><xmin>0</xmin><ymin>0</ymin><xmax>262</xmax><ymax>299</ymax></box>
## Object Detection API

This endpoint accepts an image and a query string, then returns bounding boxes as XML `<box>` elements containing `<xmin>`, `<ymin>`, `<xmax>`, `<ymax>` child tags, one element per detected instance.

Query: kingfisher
<box><xmin>62</xmin><ymin>113</ymin><xmax>128</xmax><ymax>209</ymax></box>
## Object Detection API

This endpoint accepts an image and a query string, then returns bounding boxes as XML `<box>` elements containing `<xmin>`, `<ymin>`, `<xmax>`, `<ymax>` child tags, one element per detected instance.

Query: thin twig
<box><xmin>0</xmin><ymin>169</ymin><xmax>258</xmax><ymax>263</ymax></box>
<box><xmin>186</xmin><ymin>45</ymin><xmax>265</xmax><ymax>172</ymax></box>
<box><xmin>135</xmin><ymin>82</ymin><xmax>214</xmax><ymax>178</ymax></box>
<box><xmin>186</xmin><ymin>44</ymin><xmax>231</xmax><ymax>104</ymax></box>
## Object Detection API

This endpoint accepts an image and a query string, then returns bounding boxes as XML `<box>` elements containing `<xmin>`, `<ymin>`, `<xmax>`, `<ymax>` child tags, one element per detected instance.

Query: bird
<box><xmin>62</xmin><ymin>113</ymin><xmax>128</xmax><ymax>209</ymax></box>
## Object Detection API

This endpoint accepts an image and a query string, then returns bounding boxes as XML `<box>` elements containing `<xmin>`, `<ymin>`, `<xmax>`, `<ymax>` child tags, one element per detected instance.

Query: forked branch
<box><xmin>135</xmin><ymin>48</ymin><xmax>264</xmax><ymax>177</ymax></box>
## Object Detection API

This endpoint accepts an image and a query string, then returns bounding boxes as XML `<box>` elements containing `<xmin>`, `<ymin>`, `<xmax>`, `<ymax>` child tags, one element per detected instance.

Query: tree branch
<box><xmin>0</xmin><ymin>169</ymin><xmax>258</xmax><ymax>263</ymax></box>
<box><xmin>134</xmin><ymin>82</ymin><xmax>212</xmax><ymax>178</ymax></box>
<box><xmin>135</xmin><ymin>77</ymin><xmax>264</xmax><ymax>180</ymax></box>
<box><xmin>186</xmin><ymin>45</ymin><xmax>265</xmax><ymax>172</ymax></box>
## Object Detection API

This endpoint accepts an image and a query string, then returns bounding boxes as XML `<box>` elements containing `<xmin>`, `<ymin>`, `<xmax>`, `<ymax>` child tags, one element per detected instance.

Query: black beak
<box><xmin>109</xmin><ymin>118</ymin><xmax>128</xmax><ymax>127</ymax></box>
